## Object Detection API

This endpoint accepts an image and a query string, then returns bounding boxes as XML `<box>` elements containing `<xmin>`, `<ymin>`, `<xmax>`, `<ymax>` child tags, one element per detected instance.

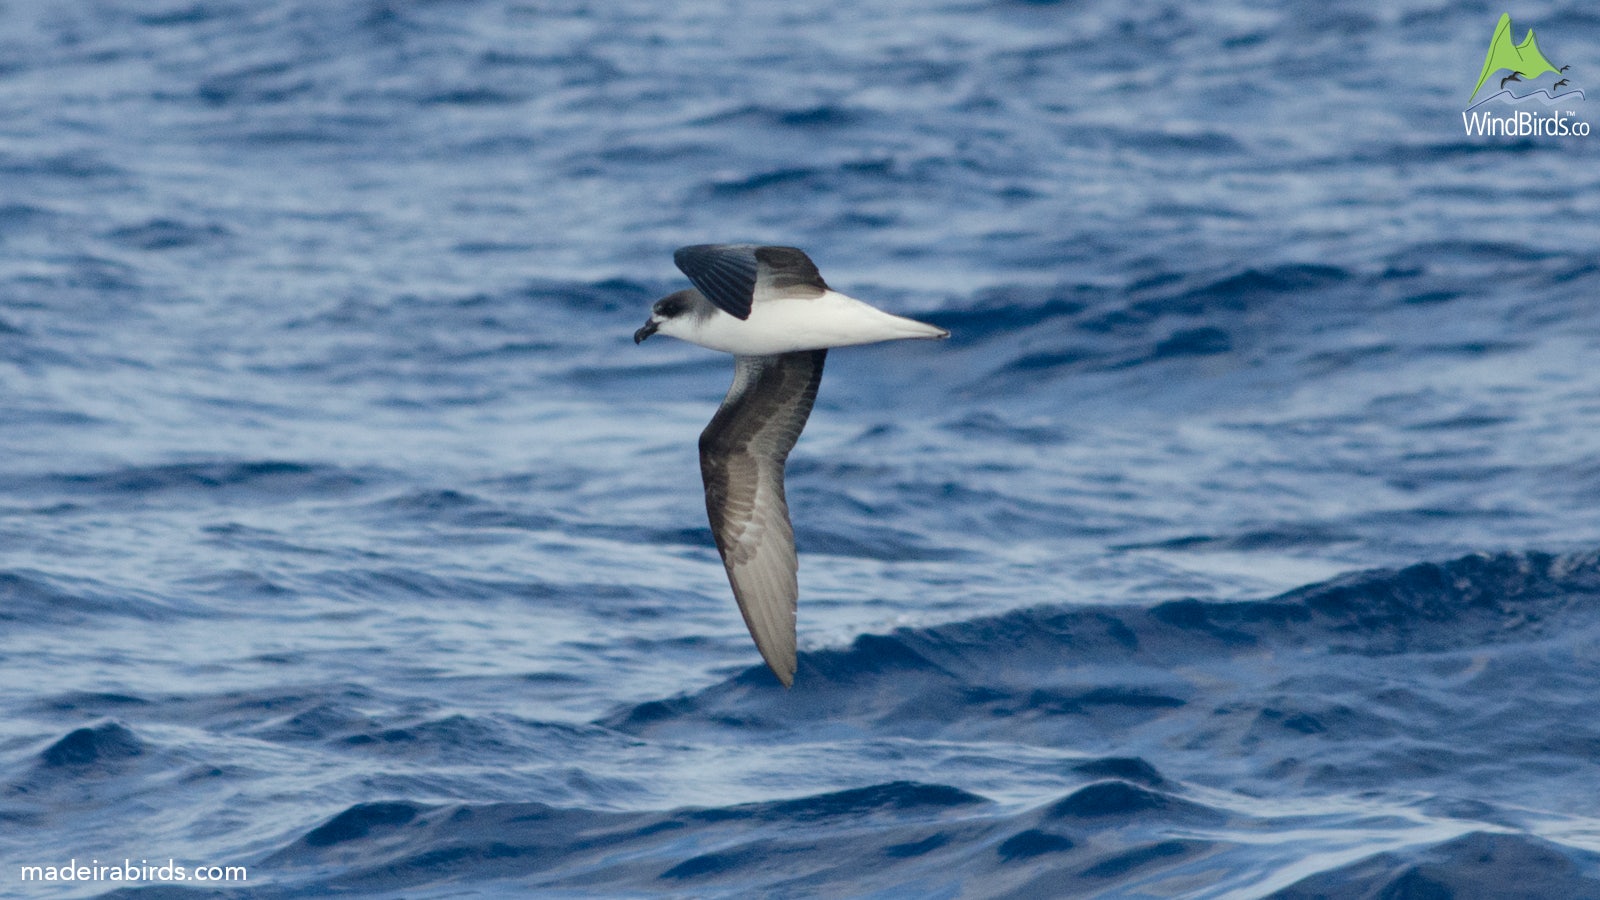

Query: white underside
<box><xmin>670</xmin><ymin>290</ymin><xmax>947</xmax><ymax>355</ymax></box>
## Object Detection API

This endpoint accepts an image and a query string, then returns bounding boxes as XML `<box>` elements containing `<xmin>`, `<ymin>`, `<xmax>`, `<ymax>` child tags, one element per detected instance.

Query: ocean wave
<box><xmin>105</xmin><ymin>218</ymin><xmax>232</xmax><ymax>252</ymax></box>
<box><xmin>249</xmin><ymin>781</ymin><xmax>1051</xmax><ymax>896</ymax></box>
<box><xmin>602</xmin><ymin>550</ymin><xmax>1600</xmax><ymax>802</ymax></box>
<box><xmin>1270</xmin><ymin>832</ymin><xmax>1600</xmax><ymax>899</ymax></box>
<box><xmin>179</xmin><ymin>550</ymin><xmax>1600</xmax><ymax>896</ymax></box>
<box><xmin>10</xmin><ymin>461</ymin><xmax>372</xmax><ymax>505</ymax></box>
<box><xmin>37</xmin><ymin>721</ymin><xmax>145</xmax><ymax>769</ymax></box>
<box><xmin>210</xmin><ymin>767</ymin><xmax>1600</xmax><ymax>899</ymax></box>
<box><xmin>0</xmin><ymin>570</ymin><xmax>193</xmax><ymax>626</ymax></box>
<box><xmin>688</xmin><ymin>102</ymin><xmax>867</xmax><ymax>130</ymax></box>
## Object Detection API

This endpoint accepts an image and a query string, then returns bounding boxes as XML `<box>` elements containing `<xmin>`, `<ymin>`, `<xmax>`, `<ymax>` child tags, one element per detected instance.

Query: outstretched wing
<box><xmin>698</xmin><ymin>349</ymin><xmax>827</xmax><ymax>687</ymax></box>
<box><xmin>674</xmin><ymin>244</ymin><xmax>830</xmax><ymax>321</ymax></box>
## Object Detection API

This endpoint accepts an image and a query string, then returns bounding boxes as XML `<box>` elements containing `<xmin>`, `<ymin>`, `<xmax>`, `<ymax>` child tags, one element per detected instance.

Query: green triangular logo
<box><xmin>1469</xmin><ymin>13</ymin><xmax>1562</xmax><ymax>101</ymax></box>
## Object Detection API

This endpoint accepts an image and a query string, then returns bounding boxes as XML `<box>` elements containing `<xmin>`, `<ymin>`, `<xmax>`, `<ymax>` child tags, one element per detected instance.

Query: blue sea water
<box><xmin>2</xmin><ymin>0</ymin><xmax>1600</xmax><ymax>896</ymax></box>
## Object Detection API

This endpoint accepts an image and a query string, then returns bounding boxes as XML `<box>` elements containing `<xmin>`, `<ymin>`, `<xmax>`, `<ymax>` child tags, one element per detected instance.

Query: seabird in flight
<box><xmin>634</xmin><ymin>244</ymin><xmax>948</xmax><ymax>686</ymax></box>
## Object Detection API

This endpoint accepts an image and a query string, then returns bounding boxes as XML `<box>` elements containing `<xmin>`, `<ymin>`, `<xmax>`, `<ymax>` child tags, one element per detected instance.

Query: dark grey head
<box><xmin>634</xmin><ymin>289</ymin><xmax>701</xmax><ymax>344</ymax></box>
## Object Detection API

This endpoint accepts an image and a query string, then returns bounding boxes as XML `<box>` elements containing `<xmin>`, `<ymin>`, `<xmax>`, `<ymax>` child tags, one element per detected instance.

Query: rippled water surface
<box><xmin>3</xmin><ymin>1</ymin><xmax>1600</xmax><ymax>897</ymax></box>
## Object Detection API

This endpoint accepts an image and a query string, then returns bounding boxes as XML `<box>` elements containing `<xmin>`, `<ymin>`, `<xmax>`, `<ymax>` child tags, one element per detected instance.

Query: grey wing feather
<box><xmin>675</xmin><ymin>244</ymin><xmax>829</xmax><ymax>321</ymax></box>
<box><xmin>675</xmin><ymin>244</ymin><xmax>760</xmax><ymax>320</ymax></box>
<box><xmin>699</xmin><ymin>349</ymin><xmax>827</xmax><ymax>687</ymax></box>
<box><xmin>753</xmin><ymin>246</ymin><xmax>828</xmax><ymax>297</ymax></box>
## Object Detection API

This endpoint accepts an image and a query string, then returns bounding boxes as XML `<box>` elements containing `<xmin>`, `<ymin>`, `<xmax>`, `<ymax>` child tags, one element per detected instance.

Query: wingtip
<box><xmin>763</xmin><ymin>651</ymin><xmax>796</xmax><ymax>688</ymax></box>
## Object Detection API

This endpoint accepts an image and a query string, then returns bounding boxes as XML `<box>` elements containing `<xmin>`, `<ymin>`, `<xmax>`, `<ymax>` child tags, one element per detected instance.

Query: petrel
<box><xmin>634</xmin><ymin>244</ymin><xmax>948</xmax><ymax>686</ymax></box>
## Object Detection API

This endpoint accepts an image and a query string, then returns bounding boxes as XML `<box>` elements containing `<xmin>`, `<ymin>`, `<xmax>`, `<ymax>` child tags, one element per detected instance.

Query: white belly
<box><xmin>691</xmin><ymin>290</ymin><xmax>947</xmax><ymax>355</ymax></box>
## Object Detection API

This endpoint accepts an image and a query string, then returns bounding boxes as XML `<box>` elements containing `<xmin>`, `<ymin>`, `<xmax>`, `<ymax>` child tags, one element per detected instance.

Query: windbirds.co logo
<box><xmin>1463</xmin><ymin>13</ymin><xmax>1589</xmax><ymax>137</ymax></box>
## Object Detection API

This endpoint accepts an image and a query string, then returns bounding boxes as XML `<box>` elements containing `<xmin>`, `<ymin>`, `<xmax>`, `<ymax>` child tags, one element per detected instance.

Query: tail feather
<box><xmin>895</xmin><ymin>316</ymin><xmax>949</xmax><ymax>340</ymax></box>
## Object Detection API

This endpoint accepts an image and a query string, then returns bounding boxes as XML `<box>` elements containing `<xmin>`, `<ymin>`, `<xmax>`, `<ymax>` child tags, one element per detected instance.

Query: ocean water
<box><xmin>3</xmin><ymin>0</ymin><xmax>1600</xmax><ymax>897</ymax></box>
